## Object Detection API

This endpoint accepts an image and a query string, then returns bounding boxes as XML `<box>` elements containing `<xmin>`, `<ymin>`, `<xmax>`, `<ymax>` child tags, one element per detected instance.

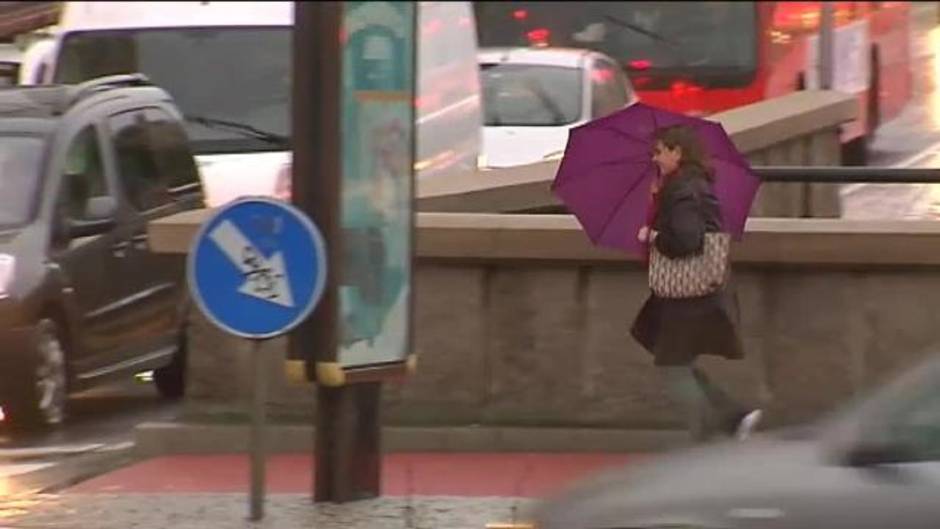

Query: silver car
<box><xmin>536</xmin><ymin>353</ymin><xmax>940</xmax><ymax>529</ymax></box>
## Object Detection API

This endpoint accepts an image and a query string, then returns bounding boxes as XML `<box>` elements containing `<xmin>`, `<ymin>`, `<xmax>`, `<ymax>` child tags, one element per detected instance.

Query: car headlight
<box><xmin>275</xmin><ymin>164</ymin><xmax>292</xmax><ymax>202</ymax></box>
<box><xmin>0</xmin><ymin>254</ymin><xmax>16</xmax><ymax>299</ymax></box>
<box><xmin>477</xmin><ymin>153</ymin><xmax>490</xmax><ymax>171</ymax></box>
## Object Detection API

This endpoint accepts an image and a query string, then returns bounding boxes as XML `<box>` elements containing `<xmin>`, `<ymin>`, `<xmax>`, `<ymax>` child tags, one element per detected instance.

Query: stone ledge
<box><xmin>150</xmin><ymin>210</ymin><xmax>940</xmax><ymax>266</ymax></box>
<box><xmin>414</xmin><ymin>214</ymin><xmax>940</xmax><ymax>266</ymax></box>
<box><xmin>134</xmin><ymin>422</ymin><xmax>688</xmax><ymax>457</ymax></box>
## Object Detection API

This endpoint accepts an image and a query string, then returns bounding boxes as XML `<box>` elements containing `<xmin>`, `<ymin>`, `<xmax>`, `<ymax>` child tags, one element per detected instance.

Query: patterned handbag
<box><xmin>648</xmin><ymin>232</ymin><xmax>731</xmax><ymax>298</ymax></box>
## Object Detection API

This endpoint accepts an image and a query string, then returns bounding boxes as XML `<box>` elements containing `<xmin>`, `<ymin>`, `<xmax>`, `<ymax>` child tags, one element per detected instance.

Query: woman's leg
<box><xmin>693</xmin><ymin>366</ymin><xmax>762</xmax><ymax>438</ymax></box>
<box><xmin>659</xmin><ymin>365</ymin><xmax>711</xmax><ymax>442</ymax></box>
<box><xmin>692</xmin><ymin>367</ymin><xmax>741</xmax><ymax>415</ymax></box>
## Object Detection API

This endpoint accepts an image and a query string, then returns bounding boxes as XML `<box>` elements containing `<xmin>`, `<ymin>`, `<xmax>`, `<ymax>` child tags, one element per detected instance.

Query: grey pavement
<box><xmin>0</xmin><ymin>494</ymin><xmax>540</xmax><ymax>529</ymax></box>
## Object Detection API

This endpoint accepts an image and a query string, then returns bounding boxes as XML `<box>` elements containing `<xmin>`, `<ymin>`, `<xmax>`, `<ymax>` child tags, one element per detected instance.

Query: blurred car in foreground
<box><xmin>536</xmin><ymin>353</ymin><xmax>940</xmax><ymax>529</ymax></box>
<box><xmin>478</xmin><ymin>47</ymin><xmax>637</xmax><ymax>169</ymax></box>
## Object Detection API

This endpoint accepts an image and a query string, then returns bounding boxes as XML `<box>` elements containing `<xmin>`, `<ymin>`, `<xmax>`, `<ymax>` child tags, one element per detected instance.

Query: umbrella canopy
<box><xmin>552</xmin><ymin>102</ymin><xmax>759</xmax><ymax>256</ymax></box>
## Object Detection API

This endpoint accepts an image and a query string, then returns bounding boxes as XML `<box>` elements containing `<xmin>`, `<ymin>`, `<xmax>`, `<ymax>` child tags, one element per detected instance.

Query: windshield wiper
<box><xmin>523</xmin><ymin>79</ymin><xmax>566</xmax><ymax>125</ymax></box>
<box><xmin>184</xmin><ymin>115</ymin><xmax>289</xmax><ymax>147</ymax></box>
<box><xmin>602</xmin><ymin>14</ymin><xmax>678</xmax><ymax>48</ymax></box>
<box><xmin>601</xmin><ymin>14</ymin><xmax>694</xmax><ymax>68</ymax></box>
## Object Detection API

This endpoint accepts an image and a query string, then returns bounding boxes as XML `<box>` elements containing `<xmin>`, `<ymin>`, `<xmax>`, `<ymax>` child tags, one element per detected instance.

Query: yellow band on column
<box><xmin>316</xmin><ymin>362</ymin><xmax>346</xmax><ymax>387</ymax></box>
<box><xmin>284</xmin><ymin>360</ymin><xmax>308</xmax><ymax>385</ymax></box>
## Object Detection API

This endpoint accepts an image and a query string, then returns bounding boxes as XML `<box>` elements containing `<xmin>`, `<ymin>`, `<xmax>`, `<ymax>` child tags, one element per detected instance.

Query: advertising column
<box><xmin>338</xmin><ymin>1</ymin><xmax>416</xmax><ymax>373</ymax></box>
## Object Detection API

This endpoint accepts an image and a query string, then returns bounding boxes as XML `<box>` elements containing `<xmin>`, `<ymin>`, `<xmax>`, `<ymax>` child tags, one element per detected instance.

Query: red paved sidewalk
<box><xmin>68</xmin><ymin>453</ymin><xmax>640</xmax><ymax>497</ymax></box>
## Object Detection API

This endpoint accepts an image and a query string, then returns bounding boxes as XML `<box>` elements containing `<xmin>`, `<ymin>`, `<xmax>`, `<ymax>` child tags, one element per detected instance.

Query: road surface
<box><xmin>845</xmin><ymin>3</ymin><xmax>940</xmax><ymax>220</ymax></box>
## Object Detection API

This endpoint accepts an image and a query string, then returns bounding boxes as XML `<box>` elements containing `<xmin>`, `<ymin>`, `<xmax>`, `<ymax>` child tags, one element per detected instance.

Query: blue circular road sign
<box><xmin>188</xmin><ymin>198</ymin><xmax>327</xmax><ymax>339</ymax></box>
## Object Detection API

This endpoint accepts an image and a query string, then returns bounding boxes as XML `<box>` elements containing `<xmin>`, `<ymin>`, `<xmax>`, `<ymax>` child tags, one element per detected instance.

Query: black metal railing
<box><xmin>755</xmin><ymin>167</ymin><xmax>940</xmax><ymax>183</ymax></box>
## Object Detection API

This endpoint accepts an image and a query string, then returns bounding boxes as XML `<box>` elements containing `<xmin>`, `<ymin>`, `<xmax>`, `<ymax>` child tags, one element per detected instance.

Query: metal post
<box><xmin>819</xmin><ymin>2</ymin><xmax>835</xmax><ymax>90</ymax></box>
<box><xmin>291</xmin><ymin>0</ymin><xmax>352</xmax><ymax>503</ymax></box>
<box><xmin>249</xmin><ymin>339</ymin><xmax>267</xmax><ymax>521</ymax></box>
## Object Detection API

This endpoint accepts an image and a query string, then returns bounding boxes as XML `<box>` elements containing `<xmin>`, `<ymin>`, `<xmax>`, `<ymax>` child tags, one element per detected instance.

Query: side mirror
<box><xmin>67</xmin><ymin>197</ymin><xmax>118</xmax><ymax>238</ymax></box>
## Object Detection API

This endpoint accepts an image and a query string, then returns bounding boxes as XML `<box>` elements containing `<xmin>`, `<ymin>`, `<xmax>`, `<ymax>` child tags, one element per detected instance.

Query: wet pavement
<box><xmin>845</xmin><ymin>4</ymin><xmax>940</xmax><ymax>220</ymax></box>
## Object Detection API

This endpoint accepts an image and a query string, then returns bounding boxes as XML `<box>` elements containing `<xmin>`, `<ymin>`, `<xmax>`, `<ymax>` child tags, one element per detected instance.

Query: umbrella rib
<box><xmin>554</xmin><ymin>155</ymin><xmax>653</xmax><ymax>193</ymax></box>
<box><xmin>596</xmin><ymin>160</ymin><xmax>654</xmax><ymax>245</ymax></box>
<box><xmin>592</xmin><ymin>125</ymin><xmax>651</xmax><ymax>146</ymax></box>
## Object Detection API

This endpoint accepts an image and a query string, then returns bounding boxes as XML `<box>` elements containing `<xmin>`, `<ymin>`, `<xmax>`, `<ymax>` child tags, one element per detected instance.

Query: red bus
<box><xmin>473</xmin><ymin>2</ymin><xmax>912</xmax><ymax>164</ymax></box>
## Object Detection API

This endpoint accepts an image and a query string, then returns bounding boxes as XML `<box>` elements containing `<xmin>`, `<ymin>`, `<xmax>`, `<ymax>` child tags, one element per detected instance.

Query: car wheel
<box><xmin>7</xmin><ymin>319</ymin><xmax>68</xmax><ymax>429</ymax></box>
<box><xmin>154</xmin><ymin>329</ymin><xmax>186</xmax><ymax>400</ymax></box>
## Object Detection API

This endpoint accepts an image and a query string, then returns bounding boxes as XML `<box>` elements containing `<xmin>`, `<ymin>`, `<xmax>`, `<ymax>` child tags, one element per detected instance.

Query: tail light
<box><xmin>526</xmin><ymin>28</ymin><xmax>550</xmax><ymax>47</ymax></box>
<box><xmin>628</xmin><ymin>59</ymin><xmax>652</xmax><ymax>71</ymax></box>
<box><xmin>591</xmin><ymin>68</ymin><xmax>615</xmax><ymax>84</ymax></box>
<box><xmin>670</xmin><ymin>80</ymin><xmax>703</xmax><ymax>97</ymax></box>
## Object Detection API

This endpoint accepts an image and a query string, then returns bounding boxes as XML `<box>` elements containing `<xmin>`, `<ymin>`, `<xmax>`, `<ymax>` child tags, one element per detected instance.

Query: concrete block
<box><xmin>482</xmin><ymin>267</ymin><xmax>588</xmax><ymax>425</ymax></box>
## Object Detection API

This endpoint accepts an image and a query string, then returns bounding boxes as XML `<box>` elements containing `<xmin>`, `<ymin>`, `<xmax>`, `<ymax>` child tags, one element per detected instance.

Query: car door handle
<box><xmin>111</xmin><ymin>241</ymin><xmax>129</xmax><ymax>258</ymax></box>
<box><xmin>131</xmin><ymin>233</ymin><xmax>149</xmax><ymax>250</ymax></box>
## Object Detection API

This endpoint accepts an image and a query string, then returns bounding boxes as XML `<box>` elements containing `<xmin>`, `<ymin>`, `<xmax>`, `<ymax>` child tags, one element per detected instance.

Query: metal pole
<box><xmin>819</xmin><ymin>2</ymin><xmax>835</xmax><ymax>90</ymax></box>
<box><xmin>292</xmin><ymin>0</ymin><xmax>344</xmax><ymax>503</ymax></box>
<box><xmin>249</xmin><ymin>339</ymin><xmax>267</xmax><ymax>521</ymax></box>
<box><xmin>753</xmin><ymin>166</ymin><xmax>940</xmax><ymax>183</ymax></box>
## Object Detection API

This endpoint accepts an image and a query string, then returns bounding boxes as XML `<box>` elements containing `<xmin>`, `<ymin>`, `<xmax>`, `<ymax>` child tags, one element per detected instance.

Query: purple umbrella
<box><xmin>552</xmin><ymin>102</ymin><xmax>760</xmax><ymax>256</ymax></box>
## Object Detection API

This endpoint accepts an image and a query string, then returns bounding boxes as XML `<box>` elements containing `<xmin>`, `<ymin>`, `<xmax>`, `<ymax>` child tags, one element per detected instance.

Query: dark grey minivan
<box><xmin>0</xmin><ymin>75</ymin><xmax>202</xmax><ymax>428</ymax></box>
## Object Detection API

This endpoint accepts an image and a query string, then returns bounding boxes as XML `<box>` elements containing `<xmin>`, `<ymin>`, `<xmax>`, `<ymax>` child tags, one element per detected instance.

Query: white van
<box><xmin>31</xmin><ymin>1</ymin><xmax>482</xmax><ymax>207</ymax></box>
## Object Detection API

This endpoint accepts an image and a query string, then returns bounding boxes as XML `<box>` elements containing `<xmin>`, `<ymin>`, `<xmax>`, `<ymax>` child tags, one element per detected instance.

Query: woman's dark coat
<box><xmin>630</xmin><ymin>163</ymin><xmax>744</xmax><ymax>366</ymax></box>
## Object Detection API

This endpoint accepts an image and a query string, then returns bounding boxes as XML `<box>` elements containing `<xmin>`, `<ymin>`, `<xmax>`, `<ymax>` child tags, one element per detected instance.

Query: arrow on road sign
<box><xmin>209</xmin><ymin>220</ymin><xmax>295</xmax><ymax>308</ymax></box>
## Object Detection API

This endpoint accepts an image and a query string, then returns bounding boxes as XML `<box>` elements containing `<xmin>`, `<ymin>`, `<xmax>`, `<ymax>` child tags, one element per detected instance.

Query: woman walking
<box><xmin>631</xmin><ymin>124</ymin><xmax>762</xmax><ymax>443</ymax></box>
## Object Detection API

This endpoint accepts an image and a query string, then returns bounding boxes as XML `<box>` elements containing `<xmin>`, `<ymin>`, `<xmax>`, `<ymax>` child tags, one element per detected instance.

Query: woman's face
<box><xmin>652</xmin><ymin>141</ymin><xmax>681</xmax><ymax>176</ymax></box>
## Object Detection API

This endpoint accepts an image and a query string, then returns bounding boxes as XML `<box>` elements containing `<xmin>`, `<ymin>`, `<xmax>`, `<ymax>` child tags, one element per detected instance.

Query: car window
<box><xmin>884</xmin><ymin>394</ymin><xmax>940</xmax><ymax>460</ymax></box>
<box><xmin>108</xmin><ymin>109</ymin><xmax>173</xmax><ymax>211</ymax></box>
<box><xmin>864</xmin><ymin>364</ymin><xmax>940</xmax><ymax>461</ymax></box>
<box><xmin>0</xmin><ymin>136</ymin><xmax>43</xmax><ymax>228</ymax></box>
<box><xmin>480</xmin><ymin>63</ymin><xmax>583</xmax><ymax>126</ymax></box>
<box><xmin>58</xmin><ymin>126</ymin><xmax>109</xmax><ymax>222</ymax></box>
<box><xmin>591</xmin><ymin>60</ymin><xmax>629</xmax><ymax>118</ymax></box>
<box><xmin>143</xmin><ymin>108</ymin><xmax>201</xmax><ymax>191</ymax></box>
<box><xmin>0</xmin><ymin>62</ymin><xmax>18</xmax><ymax>87</ymax></box>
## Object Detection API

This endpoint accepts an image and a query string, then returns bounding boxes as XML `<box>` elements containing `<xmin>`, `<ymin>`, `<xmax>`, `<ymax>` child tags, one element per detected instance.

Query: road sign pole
<box><xmin>188</xmin><ymin>198</ymin><xmax>327</xmax><ymax>516</ymax></box>
<box><xmin>249</xmin><ymin>339</ymin><xmax>267</xmax><ymax>521</ymax></box>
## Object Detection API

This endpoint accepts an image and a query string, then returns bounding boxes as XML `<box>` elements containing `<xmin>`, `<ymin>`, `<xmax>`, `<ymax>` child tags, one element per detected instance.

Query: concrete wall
<box><xmin>417</xmin><ymin>90</ymin><xmax>855</xmax><ymax>218</ymax></box>
<box><xmin>150</xmin><ymin>212</ymin><xmax>940</xmax><ymax>431</ymax></box>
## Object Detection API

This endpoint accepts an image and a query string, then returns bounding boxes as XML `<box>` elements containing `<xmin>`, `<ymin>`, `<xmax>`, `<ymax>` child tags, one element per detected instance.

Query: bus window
<box><xmin>475</xmin><ymin>2</ymin><xmax>758</xmax><ymax>89</ymax></box>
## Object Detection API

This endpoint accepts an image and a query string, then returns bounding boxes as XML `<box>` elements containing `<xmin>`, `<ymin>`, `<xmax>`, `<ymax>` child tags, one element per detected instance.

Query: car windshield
<box><xmin>0</xmin><ymin>135</ymin><xmax>43</xmax><ymax>227</ymax></box>
<box><xmin>480</xmin><ymin>63</ymin><xmax>582</xmax><ymax>127</ymax></box>
<box><xmin>54</xmin><ymin>27</ymin><xmax>290</xmax><ymax>155</ymax></box>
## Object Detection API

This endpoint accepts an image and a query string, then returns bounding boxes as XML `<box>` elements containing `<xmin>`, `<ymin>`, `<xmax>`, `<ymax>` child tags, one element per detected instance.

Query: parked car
<box><xmin>536</xmin><ymin>351</ymin><xmax>940</xmax><ymax>529</ymax></box>
<box><xmin>478</xmin><ymin>47</ymin><xmax>637</xmax><ymax>169</ymax></box>
<box><xmin>0</xmin><ymin>74</ymin><xmax>203</xmax><ymax>429</ymax></box>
